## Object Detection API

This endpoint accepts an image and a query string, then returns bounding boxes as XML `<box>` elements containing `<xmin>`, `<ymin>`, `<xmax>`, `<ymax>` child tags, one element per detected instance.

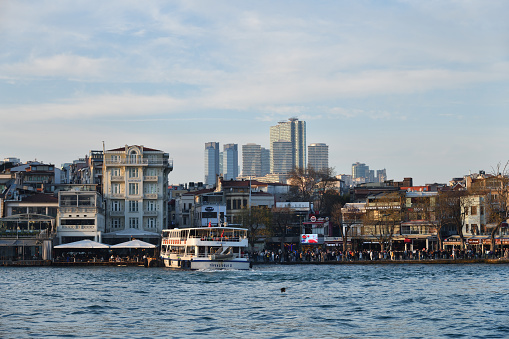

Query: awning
<box><xmin>110</xmin><ymin>240</ymin><xmax>157</xmax><ymax>249</ymax></box>
<box><xmin>55</xmin><ymin>239</ymin><xmax>110</xmax><ymax>249</ymax></box>
<box><xmin>102</xmin><ymin>228</ymin><xmax>160</xmax><ymax>238</ymax></box>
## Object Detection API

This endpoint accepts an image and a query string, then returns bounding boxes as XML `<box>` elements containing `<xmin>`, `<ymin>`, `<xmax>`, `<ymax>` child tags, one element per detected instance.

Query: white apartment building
<box><xmin>57</xmin><ymin>185</ymin><xmax>105</xmax><ymax>244</ymax></box>
<box><xmin>102</xmin><ymin>145</ymin><xmax>173</xmax><ymax>234</ymax></box>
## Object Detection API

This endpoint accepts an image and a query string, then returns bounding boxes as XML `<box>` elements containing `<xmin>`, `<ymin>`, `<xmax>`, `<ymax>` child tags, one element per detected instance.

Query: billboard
<box><xmin>301</xmin><ymin>234</ymin><xmax>319</xmax><ymax>244</ymax></box>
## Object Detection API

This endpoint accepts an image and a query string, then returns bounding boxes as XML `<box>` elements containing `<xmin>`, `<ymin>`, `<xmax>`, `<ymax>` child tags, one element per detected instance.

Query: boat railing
<box><xmin>192</xmin><ymin>236</ymin><xmax>243</xmax><ymax>242</ymax></box>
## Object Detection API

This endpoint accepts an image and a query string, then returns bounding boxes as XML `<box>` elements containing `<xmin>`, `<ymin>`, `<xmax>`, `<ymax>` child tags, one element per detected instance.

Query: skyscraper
<box><xmin>222</xmin><ymin>143</ymin><xmax>238</xmax><ymax>181</ymax></box>
<box><xmin>272</xmin><ymin>141</ymin><xmax>293</xmax><ymax>174</ymax></box>
<box><xmin>308</xmin><ymin>143</ymin><xmax>329</xmax><ymax>171</ymax></box>
<box><xmin>352</xmin><ymin>162</ymin><xmax>369</xmax><ymax>179</ymax></box>
<box><xmin>204</xmin><ymin>142</ymin><xmax>219</xmax><ymax>186</ymax></box>
<box><xmin>242</xmin><ymin>143</ymin><xmax>261</xmax><ymax>177</ymax></box>
<box><xmin>269</xmin><ymin>118</ymin><xmax>306</xmax><ymax>174</ymax></box>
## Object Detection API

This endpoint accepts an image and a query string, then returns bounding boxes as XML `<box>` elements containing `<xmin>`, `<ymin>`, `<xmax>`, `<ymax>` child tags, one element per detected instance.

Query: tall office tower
<box><xmin>308</xmin><ymin>143</ymin><xmax>329</xmax><ymax>171</ymax></box>
<box><xmin>352</xmin><ymin>162</ymin><xmax>369</xmax><ymax>179</ymax></box>
<box><xmin>269</xmin><ymin>117</ymin><xmax>306</xmax><ymax>173</ymax></box>
<box><xmin>377</xmin><ymin>169</ymin><xmax>387</xmax><ymax>183</ymax></box>
<box><xmin>272</xmin><ymin>141</ymin><xmax>293</xmax><ymax>174</ymax></box>
<box><xmin>204</xmin><ymin>142</ymin><xmax>219</xmax><ymax>186</ymax></box>
<box><xmin>223</xmin><ymin>143</ymin><xmax>238</xmax><ymax>181</ymax></box>
<box><xmin>261</xmin><ymin>147</ymin><xmax>270</xmax><ymax>176</ymax></box>
<box><xmin>242</xmin><ymin>143</ymin><xmax>261</xmax><ymax>177</ymax></box>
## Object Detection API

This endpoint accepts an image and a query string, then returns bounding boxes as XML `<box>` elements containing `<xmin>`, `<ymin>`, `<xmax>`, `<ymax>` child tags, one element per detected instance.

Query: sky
<box><xmin>1</xmin><ymin>0</ymin><xmax>508</xmax><ymax>185</ymax></box>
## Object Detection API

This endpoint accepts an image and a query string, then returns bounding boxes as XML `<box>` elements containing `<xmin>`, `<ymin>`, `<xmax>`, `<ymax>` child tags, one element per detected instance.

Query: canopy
<box><xmin>102</xmin><ymin>228</ymin><xmax>160</xmax><ymax>238</ymax></box>
<box><xmin>54</xmin><ymin>239</ymin><xmax>110</xmax><ymax>249</ymax></box>
<box><xmin>110</xmin><ymin>240</ymin><xmax>157</xmax><ymax>249</ymax></box>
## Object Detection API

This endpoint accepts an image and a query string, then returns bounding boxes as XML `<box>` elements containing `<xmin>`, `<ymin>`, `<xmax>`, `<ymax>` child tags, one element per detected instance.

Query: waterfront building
<box><xmin>270</xmin><ymin>118</ymin><xmax>306</xmax><ymax>173</ymax></box>
<box><xmin>308</xmin><ymin>143</ymin><xmax>328</xmax><ymax>171</ymax></box>
<box><xmin>102</xmin><ymin>145</ymin><xmax>173</xmax><ymax>235</ymax></box>
<box><xmin>56</xmin><ymin>185</ymin><xmax>105</xmax><ymax>244</ymax></box>
<box><xmin>204</xmin><ymin>142</ymin><xmax>220</xmax><ymax>187</ymax></box>
<box><xmin>0</xmin><ymin>193</ymin><xmax>57</xmax><ymax>260</ymax></box>
<box><xmin>222</xmin><ymin>143</ymin><xmax>238</xmax><ymax>181</ymax></box>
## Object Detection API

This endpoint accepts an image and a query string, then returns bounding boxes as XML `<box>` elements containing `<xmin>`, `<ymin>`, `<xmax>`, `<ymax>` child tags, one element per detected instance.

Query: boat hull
<box><xmin>161</xmin><ymin>256</ymin><xmax>250</xmax><ymax>270</ymax></box>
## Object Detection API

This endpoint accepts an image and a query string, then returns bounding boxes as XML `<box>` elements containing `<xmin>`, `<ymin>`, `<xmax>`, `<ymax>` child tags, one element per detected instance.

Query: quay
<box><xmin>3</xmin><ymin>258</ymin><xmax>509</xmax><ymax>267</ymax></box>
<box><xmin>1</xmin><ymin>257</ymin><xmax>162</xmax><ymax>267</ymax></box>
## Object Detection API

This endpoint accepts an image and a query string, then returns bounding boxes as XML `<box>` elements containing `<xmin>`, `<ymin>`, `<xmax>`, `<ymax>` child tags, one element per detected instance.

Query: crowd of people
<box><xmin>250</xmin><ymin>247</ymin><xmax>509</xmax><ymax>263</ymax></box>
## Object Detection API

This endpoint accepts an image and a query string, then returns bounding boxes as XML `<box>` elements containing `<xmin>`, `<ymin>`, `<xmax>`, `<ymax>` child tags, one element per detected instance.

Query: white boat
<box><xmin>160</xmin><ymin>227</ymin><xmax>251</xmax><ymax>270</ymax></box>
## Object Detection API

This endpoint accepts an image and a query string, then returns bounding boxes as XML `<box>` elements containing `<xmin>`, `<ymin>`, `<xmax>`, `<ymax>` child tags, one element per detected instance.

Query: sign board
<box><xmin>301</xmin><ymin>234</ymin><xmax>318</xmax><ymax>244</ymax></box>
<box><xmin>310</xmin><ymin>216</ymin><xmax>316</xmax><ymax>222</ymax></box>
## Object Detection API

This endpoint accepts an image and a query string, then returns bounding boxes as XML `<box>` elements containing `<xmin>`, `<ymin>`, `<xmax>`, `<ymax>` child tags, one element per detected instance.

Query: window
<box><xmin>129</xmin><ymin>183</ymin><xmax>139</xmax><ymax>195</ymax></box>
<box><xmin>146</xmin><ymin>168</ymin><xmax>157</xmax><ymax>176</ymax></box>
<box><xmin>128</xmin><ymin>168</ymin><xmax>139</xmax><ymax>178</ymax></box>
<box><xmin>112</xmin><ymin>201</ymin><xmax>121</xmax><ymax>212</ymax></box>
<box><xmin>112</xmin><ymin>184</ymin><xmax>121</xmax><ymax>194</ymax></box>
<box><xmin>471</xmin><ymin>206</ymin><xmax>477</xmax><ymax>216</ymax></box>
<box><xmin>147</xmin><ymin>217</ymin><xmax>156</xmax><ymax>228</ymax></box>
<box><xmin>147</xmin><ymin>200</ymin><xmax>156</xmax><ymax>211</ymax></box>
<box><xmin>471</xmin><ymin>224</ymin><xmax>478</xmax><ymax>235</ymax></box>
<box><xmin>144</xmin><ymin>183</ymin><xmax>157</xmax><ymax>194</ymax></box>
<box><xmin>112</xmin><ymin>218</ymin><xmax>120</xmax><ymax>228</ymax></box>
<box><xmin>129</xmin><ymin>151</ymin><xmax>137</xmax><ymax>163</ymax></box>
<box><xmin>111</xmin><ymin>168</ymin><xmax>120</xmax><ymax>176</ymax></box>
<box><xmin>129</xmin><ymin>217</ymin><xmax>139</xmax><ymax>228</ymax></box>
<box><xmin>129</xmin><ymin>201</ymin><xmax>138</xmax><ymax>213</ymax></box>
<box><xmin>480</xmin><ymin>206</ymin><xmax>484</xmax><ymax>216</ymax></box>
<box><xmin>111</xmin><ymin>155</ymin><xmax>120</xmax><ymax>163</ymax></box>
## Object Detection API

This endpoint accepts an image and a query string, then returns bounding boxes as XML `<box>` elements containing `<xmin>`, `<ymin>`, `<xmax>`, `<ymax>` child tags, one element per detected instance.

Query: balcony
<box><xmin>105</xmin><ymin>159</ymin><xmax>148</xmax><ymax>166</ymax></box>
<box><xmin>144</xmin><ymin>176</ymin><xmax>158</xmax><ymax>181</ymax></box>
<box><xmin>59</xmin><ymin>207</ymin><xmax>97</xmax><ymax>214</ymax></box>
<box><xmin>144</xmin><ymin>193</ymin><xmax>158</xmax><ymax>199</ymax></box>
<box><xmin>110</xmin><ymin>193</ymin><xmax>125</xmax><ymax>199</ymax></box>
<box><xmin>59</xmin><ymin>225</ymin><xmax>96</xmax><ymax>231</ymax></box>
<box><xmin>110</xmin><ymin>211</ymin><xmax>125</xmax><ymax>216</ymax></box>
<box><xmin>144</xmin><ymin>210</ymin><xmax>158</xmax><ymax>216</ymax></box>
<box><xmin>111</xmin><ymin>175</ymin><xmax>125</xmax><ymax>181</ymax></box>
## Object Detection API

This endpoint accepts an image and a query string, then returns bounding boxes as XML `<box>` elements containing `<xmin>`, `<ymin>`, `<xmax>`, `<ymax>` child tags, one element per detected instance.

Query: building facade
<box><xmin>269</xmin><ymin>118</ymin><xmax>306</xmax><ymax>173</ymax></box>
<box><xmin>308</xmin><ymin>143</ymin><xmax>328</xmax><ymax>171</ymax></box>
<box><xmin>102</xmin><ymin>145</ymin><xmax>173</xmax><ymax>234</ymax></box>
<box><xmin>204</xmin><ymin>142</ymin><xmax>219</xmax><ymax>187</ymax></box>
<box><xmin>222</xmin><ymin>143</ymin><xmax>238</xmax><ymax>181</ymax></box>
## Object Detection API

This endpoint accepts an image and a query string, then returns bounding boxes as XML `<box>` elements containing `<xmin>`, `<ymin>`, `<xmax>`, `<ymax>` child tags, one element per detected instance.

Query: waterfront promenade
<box><xmin>3</xmin><ymin>257</ymin><xmax>509</xmax><ymax>267</ymax></box>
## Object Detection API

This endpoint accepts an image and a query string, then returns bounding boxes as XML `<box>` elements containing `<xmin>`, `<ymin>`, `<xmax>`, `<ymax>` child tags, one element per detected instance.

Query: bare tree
<box><xmin>271</xmin><ymin>206</ymin><xmax>294</xmax><ymax>258</ymax></box>
<box><xmin>435</xmin><ymin>189</ymin><xmax>468</xmax><ymax>250</ymax></box>
<box><xmin>238</xmin><ymin>206</ymin><xmax>273</xmax><ymax>251</ymax></box>
<box><xmin>332</xmin><ymin>203</ymin><xmax>363</xmax><ymax>257</ymax></box>
<box><xmin>363</xmin><ymin>192</ymin><xmax>403</xmax><ymax>252</ymax></box>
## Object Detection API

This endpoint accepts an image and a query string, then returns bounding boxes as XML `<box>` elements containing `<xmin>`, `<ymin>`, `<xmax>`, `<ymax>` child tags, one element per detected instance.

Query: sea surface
<box><xmin>1</xmin><ymin>264</ymin><xmax>509</xmax><ymax>338</ymax></box>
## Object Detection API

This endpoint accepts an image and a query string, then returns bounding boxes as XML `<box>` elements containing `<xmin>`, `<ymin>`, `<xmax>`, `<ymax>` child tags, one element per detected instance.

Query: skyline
<box><xmin>1</xmin><ymin>1</ymin><xmax>508</xmax><ymax>185</ymax></box>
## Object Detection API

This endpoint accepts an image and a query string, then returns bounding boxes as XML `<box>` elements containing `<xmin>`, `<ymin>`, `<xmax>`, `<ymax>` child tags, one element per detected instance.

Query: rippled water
<box><xmin>1</xmin><ymin>264</ymin><xmax>509</xmax><ymax>338</ymax></box>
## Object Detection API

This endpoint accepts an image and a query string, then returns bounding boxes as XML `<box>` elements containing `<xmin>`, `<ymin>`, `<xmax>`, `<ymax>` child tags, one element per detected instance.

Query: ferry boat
<box><xmin>160</xmin><ymin>227</ymin><xmax>250</xmax><ymax>270</ymax></box>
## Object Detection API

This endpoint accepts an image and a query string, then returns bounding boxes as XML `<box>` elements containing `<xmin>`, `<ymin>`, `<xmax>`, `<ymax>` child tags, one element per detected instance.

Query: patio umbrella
<box><xmin>54</xmin><ymin>239</ymin><xmax>110</xmax><ymax>249</ymax></box>
<box><xmin>110</xmin><ymin>239</ymin><xmax>156</xmax><ymax>249</ymax></box>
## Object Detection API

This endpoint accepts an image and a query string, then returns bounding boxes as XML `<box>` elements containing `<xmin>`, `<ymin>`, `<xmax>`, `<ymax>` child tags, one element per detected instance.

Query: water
<box><xmin>1</xmin><ymin>264</ymin><xmax>509</xmax><ymax>338</ymax></box>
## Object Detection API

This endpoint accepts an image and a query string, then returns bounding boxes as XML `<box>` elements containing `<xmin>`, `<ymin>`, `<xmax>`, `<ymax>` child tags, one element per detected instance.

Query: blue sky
<box><xmin>1</xmin><ymin>0</ymin><xmax>508</xmax><ymax>185</ymax></box>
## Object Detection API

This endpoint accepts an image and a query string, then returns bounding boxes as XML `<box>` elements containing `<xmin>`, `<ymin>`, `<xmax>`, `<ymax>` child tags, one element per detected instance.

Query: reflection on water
<box><xmin>1</xmin><ymin>264</ymin><xmax>509</xmax><ymax>338</ymax></box>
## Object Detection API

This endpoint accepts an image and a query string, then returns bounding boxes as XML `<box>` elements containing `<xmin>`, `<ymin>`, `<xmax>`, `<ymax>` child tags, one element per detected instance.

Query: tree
<box><xmin>434</xmin><ymin>190</ymin><xmax>468</xmax><ymax>250</ymax></box>
<box><xmin>271</xmin><ymin>207</ymin><xmax>294</xmax><ymax>258</ymax></box>
<box><xmin>287</xmin><ymin>166</ymin><xmax>341</xmax><ymax>215</ymax></box>
<box><xmin>331</xmin><ymin>202</ymin><xmax>363</xmax><ymax>257</ymax></box>
<box><xmin>363</xmin><ymin>192</ymin><xmax>403</xmax><ymax>252</ymax></box>
<box><xmin>238</xmin><ymin>206</ymin><xmax>273</xmax><ymax>251</ymax></box>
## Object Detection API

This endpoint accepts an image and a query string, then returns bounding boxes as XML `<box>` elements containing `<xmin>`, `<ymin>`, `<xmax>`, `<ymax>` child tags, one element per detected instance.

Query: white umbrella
<box><xmin>110</xmin><ymin>239</ymin><xmax>156</xmax><ymax>249</ymax></box>
<box><xmin>54</xmin><ymin>239</ymin><xmax>110</xmax><ymax>249</ymax></box>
